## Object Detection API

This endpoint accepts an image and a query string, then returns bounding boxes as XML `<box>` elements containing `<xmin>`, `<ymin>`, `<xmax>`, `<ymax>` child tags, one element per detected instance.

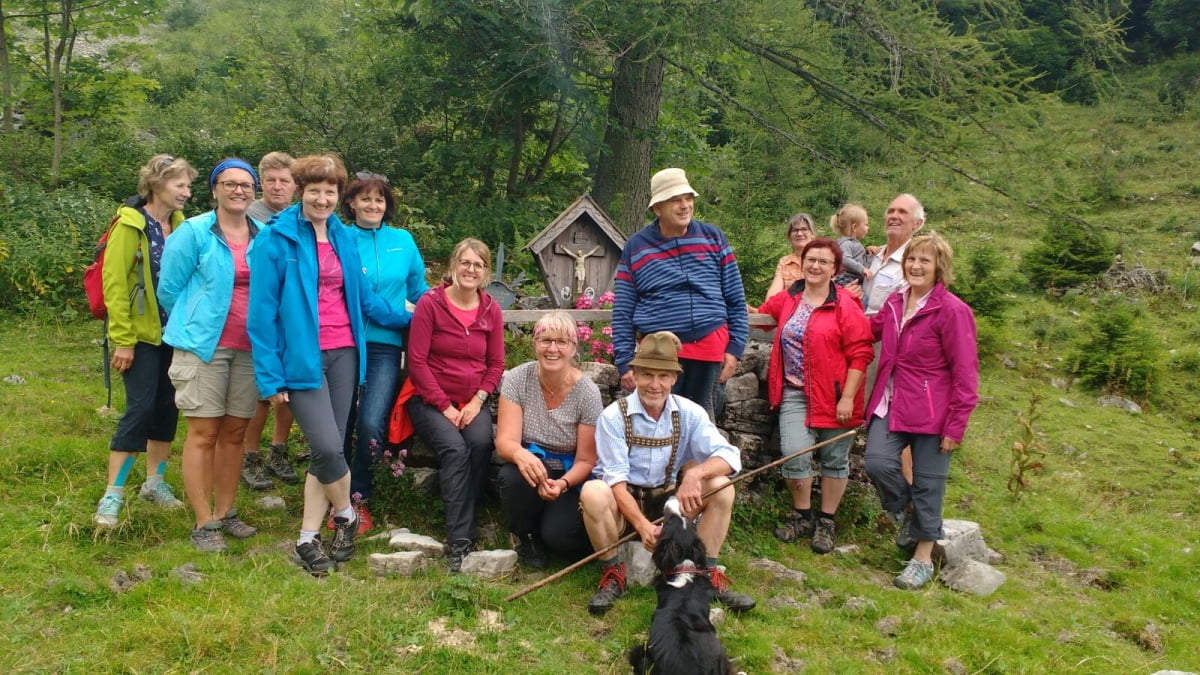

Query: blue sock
<box><xmin>143</xmin><ymin>461</ymin><xmax>167</xmax><ymax>488</ymax></box>
<box><xmin>112</xmin><ymin>455</ymin><xmax>136</xmax><ymax>487</ymax></box>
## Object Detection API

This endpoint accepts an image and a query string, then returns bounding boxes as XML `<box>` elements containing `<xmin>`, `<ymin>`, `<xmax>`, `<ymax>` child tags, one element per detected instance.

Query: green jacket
<box><xmin>102</xmin><ymin>200</ymin><xmax>185</xmax><ymax>348</ymax></box>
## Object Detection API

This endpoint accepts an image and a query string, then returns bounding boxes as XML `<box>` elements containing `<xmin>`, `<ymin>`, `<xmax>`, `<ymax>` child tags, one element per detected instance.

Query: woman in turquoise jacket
<box><xmin>159</xmin><ymin>157</ymin><xmax>263</xmax><ymax>552</ymax></box>
<box><xmin>247</xmin><ymin>154</ymin><xmax>410</xmax><ymax>575</ymax></box>
<box><xmin>337</xmin><ymin>172</ymin><xmax>428</xmax><ymax>534</ymax></box>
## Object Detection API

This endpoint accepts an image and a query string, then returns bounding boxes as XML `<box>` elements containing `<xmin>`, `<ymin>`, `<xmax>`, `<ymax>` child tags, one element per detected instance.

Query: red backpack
<box><xmin>83</xmin><ymin>207</ymin><xmax>144</xmax><ymax>320</ymax></box>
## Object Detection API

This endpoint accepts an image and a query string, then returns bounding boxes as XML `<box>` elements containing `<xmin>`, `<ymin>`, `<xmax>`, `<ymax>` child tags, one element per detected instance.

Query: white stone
<box><xmin>941</xmin><ymin>560</ymin><xmax>1006</xmax><ymax>596</ymax></box>
<box><xmin>255</xmin><ymin>495</ymin><xmax>286</xmax><ymax>511</ymax></box>
<box><xmin>708</xmin><ymin>607</ymin><xmax>726</xmax><ymax>626</ymax></box>
<box><xmin>369</xmin><ymin>551</ymin><xmax>425</xmax><ymax>576</ymax></box>
<box><xmin>834</xmin><ymin>544</ymin><xmax>860</xmax><ymax>555</ymax></box>
<box><xmin>723</xmin><ymin>372</ymin><xmax>760</xmax><ymax>403</ymax></box>
<box><xmin>620</xmin><ymin>541</ymin><xmax>656</xmax><ymax>587</ymax></box>
<box><xmin>1096</xmin><ymin>395</ymin><xmax>1142</xmax><ymax>414</ymax></box>
<box><xmin>747</xmin><ymin>558</ymin><xmax>807</xmax><ymax>586</ymax></box>
<box><xmin>389</xmin><ymin>532</ymin><xmax>447</xmax><ymax>557</ymax></box>
<box><xmin>460</xmin><ymin>549</ymin><xmax>518</xmax><ymax>579</ymax></box>
<box><xmin>1058</xmin><ymin>397</ymin><xmax>1077</xmax><ymax>408</ymax></box>
<box><xmin>934</xmin><ymin>520</ymin><xmax>988</xmax><ymax>568</ymax></box>
<box><xmin>1191</xmin><ymin>241</ymin><xmax>1200</xmax><ymax>256</ymax></box>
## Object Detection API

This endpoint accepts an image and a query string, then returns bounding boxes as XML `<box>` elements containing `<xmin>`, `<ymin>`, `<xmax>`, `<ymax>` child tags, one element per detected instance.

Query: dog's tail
<box><xmin>628</xmin><ymin>643</ymin><xmax>650</xmax><ymax>674</ymax></box>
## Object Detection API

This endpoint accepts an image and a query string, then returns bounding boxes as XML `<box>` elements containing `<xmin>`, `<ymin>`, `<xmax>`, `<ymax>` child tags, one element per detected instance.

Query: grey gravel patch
<box><xmin>767</xmin><ymin>595</ymin><xmax>807</xmax><ymax>611</ymax></box>
<box><xmin>747</xmin><ymin>558</ymin><xmax>807</xmax><ymax>586</ymax></box>
<box><xmin>109</xmin><ymin>570</ymin><xmax>137</xmax><ymax>593</ymax></box>
<box><xmin>944</xmin><ymin>657</ymin><xmax>969</xmax><ymax>674</ymax></box>
<box><xmin>875</xmin><ymin>615</ymin><xmax>901</xmax><ymax>637</ymax></box>
<box><xmin>843</xmin><ymin>596</ymin><xmax>877</xmax><ymax>615</ymax></box>
<box><xmin>772</xmin><ymin>645</ymin><xmax>807</xmax><ymax>672</ymax></box>
<box><xmin>170</xmin><ymin>563</ymin><xmax>205</xmax><ymax>585</ymax></box>
<box><xmin>867</xmin><ymin>646</ymin><xmax>898</xmax><ymax>663</ymax></box>
<box><xmin>132</xmin><ymin>564</ymin><xmax>153</xmax><ymax>582</ymax></box>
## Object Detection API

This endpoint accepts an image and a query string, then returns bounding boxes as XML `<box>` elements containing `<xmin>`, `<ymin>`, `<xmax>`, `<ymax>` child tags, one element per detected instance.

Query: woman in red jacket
<box><xmin>758</xmin><ymin>238</ymin><xmax>874</xmax><ymax>554</ymax></box>
<box><xmin>864</xmin><ymin>232</ymin><xmax>979</xmax><ymax>590</ymax></box>
<box><xmin>406</xmin><ymin>238</ymin><xmax>505</xmax><ymax>572</ymax></box>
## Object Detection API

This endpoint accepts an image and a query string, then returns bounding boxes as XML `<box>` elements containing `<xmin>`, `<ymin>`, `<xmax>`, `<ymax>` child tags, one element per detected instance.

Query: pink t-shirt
<box><xmin>317</xmin><ymin>241</ymin><xmax>355</xmax><ymax>350</ymax></box>
<box><xmin>448</xmin><ymin>301</ymin><xmax>479</xmax><ymax>330</ymax></box>
<box><xmin>217</xmin><ymin>241</ymin><xmax>252</xmax><ymax>351</ymax></box>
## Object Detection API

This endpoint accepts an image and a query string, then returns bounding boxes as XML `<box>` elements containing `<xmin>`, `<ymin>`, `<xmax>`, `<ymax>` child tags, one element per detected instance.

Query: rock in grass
<box><xmin>369</xmin><ymin>551</ymin><xmax>425</xmax><ymax>576</ymax></box>
<box><xmin>748</xmin><ymin>558</ymin><xmax>807</xmax><ymax>586</ymax></box>
<box><xmin>944</xmin><ymin>658</ymin><xmax>969</xmax><ymax>675</ymax></box>
<box><xmin>875</xmin><ymin>615</ymin><xmax>901</xmax><ymax>636</ymax></box>
<box><xmin>940</xmin><ymin>560</ymin><xmax>1006</xmax><ymax>596</ymax></box>
<box><xmin>1097</xmin><ymin>395</ymin><xmax>1142</xmax><ymax>414</ymax></box>
<box><xmin>934</xmin><ymin>520</ymin><xmax>988</xmax><ymax>568</ymax></box>
<box><xmin>171</xmin><ymin>563</ymin><xmax>205</xmax><ymax>586</ymax></box>
<box><xmin>772</xmin><ymin>645</ymin><xmax>807</xmax><ymax>672</ymax></box>
<box><xmin>389</xmin><ymin>532</ymin><xmax>446</xmax><ymax>557</ymax></box>
<box><xmin>109</xmin><ymin>570</ymin><xmax>137</xmax><ymax>593</ymax></box>
<box><xmin>3</xmin><ymin>374</ymin><xmax>26</xmax><ymax>384</ymax></box>
<box><xmin>460</xmin><ymin>550</ymin><xmax>518</xmax><ymax>579</ymax></box>
<box><xmin>619</xmin><ymin>541</ymin><xmax>655</xmax><ymax>587</ymax></box>
<box><xmin>843</xmin><ymin>596</ymin><xmax>877</xmax><ymax>615</ymax></box>
<box><xmin>256</xmin><ymin>495</ymin><xmax>286</xmax><ymax>511</ymax></box>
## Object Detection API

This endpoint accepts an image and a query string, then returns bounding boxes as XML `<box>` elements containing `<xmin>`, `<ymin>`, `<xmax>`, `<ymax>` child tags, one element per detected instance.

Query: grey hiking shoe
<box><xmin>295</xmin><ymin>537</ymin><xmax>336</xmax><ymax>576</ymax></box>
<box><xmin>711</xmin><ymin>566</ymin><xmax>755</xmax><ymax>612</ymax></box>
<box><xmin>94</xmin><ymin>493</ymin><xmax>122</xmax><ymax>528</ymax></box>
<box><xmin>587</xmin><ymin>562</ymin><xmax>626</xmax><ymax>615</ymax></box>
<box><xmin>894</xmin><ymin>558</ymin><xmax>935</xmax><ymax>590</ymax></box>
<box><xmin>774</xmin><ymin>511</ymin><xmax>814</xmax><ymax>543</ymax></box>
<box><xmin>191</xmin><ymin>522</ymin><xmax>229</xmax><ymax>552</ymax></box>
<box><xmin>240</xmin><ymin>452</ymin><xmax>274</xmax><ymax>490</ymax></box>
<box><xmin>139</xmin><ymin>480</ymin><xmax>184</xmax><ymax>509</ymax></box>
<box><xmin>811</xmin><ymin>516</ymin><xmax>837</xmax><ymax>554</ymax></box>
<box><xmin>221</xmin><ymin>509</ymin><xmax>258</xmax><ymax>539</ymax></box>
<box><xmin>328</xmin><ymin>516</ymin><xmax>357</xmax><ymax>562</ymax></box>
<box><xmin>887</xmin><ymin>510</ymin><xmax>916</xmax><ymax>550</ymax></box>
<box><xmin>265</xmin><ymin>443</ymin><xmax>299</xmax><ymax>484</ymax></box>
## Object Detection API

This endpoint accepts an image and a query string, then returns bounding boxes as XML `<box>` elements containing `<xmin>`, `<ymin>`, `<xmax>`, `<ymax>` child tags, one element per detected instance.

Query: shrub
<box><xmin>1069</xmin><ymin>300</ymin><xmax>1163</xmax><ymax>400</ymax></box>
<box><xmin>0</xmin><ymin>178</ymin><xmax>115</xmax><ymax>317</ymax></box>
<box><xmin>955</xmin><ymin>242</ymin><xmax>1015</xmax><ymax>322</ymax></box>
<box><xmin>1025</xmin><ymin>220</ymin><xmax>1114</xmax><ymax>290</ymax></box>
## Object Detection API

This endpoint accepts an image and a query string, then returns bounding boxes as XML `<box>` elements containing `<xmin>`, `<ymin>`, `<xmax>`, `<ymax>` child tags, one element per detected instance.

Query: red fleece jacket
<box><xmin>407</xmin><ymin>283</ymin><xmax>505</xmax><ymax>411</ymax></box>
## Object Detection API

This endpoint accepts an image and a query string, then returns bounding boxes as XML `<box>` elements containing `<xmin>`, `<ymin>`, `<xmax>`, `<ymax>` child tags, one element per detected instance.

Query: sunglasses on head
<box><xmin>355</xmin><ymin>171</ymin><xmax>388</xmax><ymax>184</ymax></box>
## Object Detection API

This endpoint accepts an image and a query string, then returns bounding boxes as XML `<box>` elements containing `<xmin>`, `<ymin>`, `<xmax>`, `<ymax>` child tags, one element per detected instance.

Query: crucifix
<box><xmin>556</xmin><ymin>244</ymin><xmax>602</xmax><ymax>295</ymax></box>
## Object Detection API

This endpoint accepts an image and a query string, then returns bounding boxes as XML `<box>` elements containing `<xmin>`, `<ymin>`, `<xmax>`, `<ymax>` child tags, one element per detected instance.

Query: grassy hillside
<box><xmin>1</xmin><ymin>92</ymin><xmax>1198</xmax><ymax>672</ymax></box>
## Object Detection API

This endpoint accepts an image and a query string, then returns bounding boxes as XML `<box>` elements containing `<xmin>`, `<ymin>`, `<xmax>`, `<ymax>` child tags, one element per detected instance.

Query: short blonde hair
<box><xmin>905</xmin><ymin>231</ymin><xmax>955</xmax><ymax>286</ymax></box>
<box><xmin>445</xmin><ymin>237</ymin><xmax>492</xmax><ymax>286</ymax></box>
<box><xmin>258</xmin><ymin>151</ymin><xmax>294</xmax><ymax>174</ymax></box>
<box><xmin>533</xmin><ymin>310</ymin><xmax>578</xmax><ymax>342</ymax></box>
<box><xmin>291</xmin><ymin>154</ymin><xmax>348</xmax><ymax>194</ymax></box>
<box><xmin>137</xmin><ymin>154</ymin><xmax>197</xmax><ymax>200</ymax></box>
<box><xmin>830</xmin><ymin>203</ymin><xmax>868</xmax><ymax>237</ymax></box>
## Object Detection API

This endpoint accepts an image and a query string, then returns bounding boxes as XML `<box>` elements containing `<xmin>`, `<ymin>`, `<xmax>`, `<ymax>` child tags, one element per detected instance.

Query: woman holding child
<box><xmin>495</xmin><ymin>311</ymin><xmax>603</xmax><ymax>569</ymax></box>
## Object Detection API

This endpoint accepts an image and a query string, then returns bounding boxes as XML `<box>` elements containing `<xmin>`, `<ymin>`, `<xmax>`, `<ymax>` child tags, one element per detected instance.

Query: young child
<box><xmin>830</xmin><ymin>204</ymin><xmax>871</xmax><ymax>288</ymax></box>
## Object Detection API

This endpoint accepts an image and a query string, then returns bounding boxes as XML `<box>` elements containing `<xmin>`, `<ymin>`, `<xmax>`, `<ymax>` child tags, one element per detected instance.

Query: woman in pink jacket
<box><xmin>758</xmin><ymin>238</ymin><xmax>873</xmax><ymax>554</ymax></box>
<box><xmin>864</xmin><ymin>232</ymin><xmax>979</xmax><ymax>590</ymax></box>
<box><xmin>406</xmin><ymin>238</ymin><xmax>505</xmax><ymax>572</ymax></box>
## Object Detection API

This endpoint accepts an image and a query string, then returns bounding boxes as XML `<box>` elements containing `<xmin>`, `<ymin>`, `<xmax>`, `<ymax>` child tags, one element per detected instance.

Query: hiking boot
<box><xmin>710</xmin><ymin>566</ymin><xmax>756</xmax><ymax>612</ymax></box>
<box><xmin>221</xmin><ymin>508</ymin><xmax>258</xmax><ymax>539</ymax></box>
<box><xmin>265</xmin><ymin>443</ymin><xmax>299</xmax><ymax>484</ymax></box>
<box><xmin>295</xmin><ymin>536</ymin><xmax>336</xmax><ymax>576</ymax></box>
<box><xmin>774</xmin><ymin>510</ymin><xmax>814</xmax><ymax>543</ymax></box>
<box><xmin>516</xmin><ymin>533</ymin><xmax>547</xmax><ymax>570</ymax></box>
<box><xmin>354</xmin><ymin>502</ymin><xmax>373</xmax><ymax>536</ymax></box>
<box><xmin>811</xmin><ymin>516</ymin><xmax>837</xmax><ymax>554</ymax></box>
<box><xmin>294</xmin><ymin>443</ymin><xmax>311</xmax><ymax>462</ymax></box>
<box><xmin>328</xmin><ymin>516</ymin><xmax>358</xmax><ymax>563</ymax></box>
<box><xmin>587</xmin><ymin>562</ymin><xmax>626</xmax><ymax>615</ymax></box>
<box><xmin>191</xmin><ymin>521</ymin><xmax>229</xmax><ymax>552</ymax></box>
<box><xmin>887</xmin><ymin>510</ymin><xmax>916</xmax><ymax>550</ymax></box>
<box><xmin>139</xmin><ymin>480</ymin><xmax>184</xmax><ymax>509</ymax></box>
<box><xmin>894</xmin><ymin>558</ymin><xmax>935</xmax><ymax>590</ymax></box>
<box><xmin>94</xmin><ymin>493</ymin><xmax>122</xmax><ymax>528</ymax></box>
<box><xmin>240</xmin><ymin>452</ymin><xmax>274</xmax><ymax>491</ymax></box>
<box><xmin>447</xmin><ymin>538</ymin><xmax>474</xmax><ymax>574</ymax></box>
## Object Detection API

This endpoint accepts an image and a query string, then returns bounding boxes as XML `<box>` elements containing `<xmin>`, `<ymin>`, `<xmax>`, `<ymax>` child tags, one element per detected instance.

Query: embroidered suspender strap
<box><xmin>617</xmin><ymin>396</ymin><xmax>683</xmax><ymax>489</ymax></box>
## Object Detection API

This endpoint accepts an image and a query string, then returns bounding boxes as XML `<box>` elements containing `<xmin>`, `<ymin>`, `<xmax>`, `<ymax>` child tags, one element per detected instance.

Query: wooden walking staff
<box><xmin>504</xmin><ymin>429</ymin><xmax>857</xmax><ymax>602</ymax></box>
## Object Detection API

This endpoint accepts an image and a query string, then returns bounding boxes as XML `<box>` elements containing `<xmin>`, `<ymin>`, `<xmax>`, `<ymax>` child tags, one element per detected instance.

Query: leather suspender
<box><xmin>618</xmin><ymin>396</ymin><xmax>683</xmax><ymax>489</ymax></box>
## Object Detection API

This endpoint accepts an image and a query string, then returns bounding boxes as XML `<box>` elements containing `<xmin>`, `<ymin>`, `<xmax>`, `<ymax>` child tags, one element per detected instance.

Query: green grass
<box><xmin>4</xmin><ymin>93</ymin><xmax>1200</xmax><ymax>671</ymax></box>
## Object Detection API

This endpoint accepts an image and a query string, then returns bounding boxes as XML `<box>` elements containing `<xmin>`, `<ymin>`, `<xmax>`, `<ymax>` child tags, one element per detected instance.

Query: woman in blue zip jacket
<box><xmin>247</xmin><ymin>154</ymin><xmax>411</xmax><ymax>576</ymax></box>
<box><xmin>159</xmin><ymin>158</ymin><xmax>263</xmax><ymax>552</ymax></box>
<box><xmin>336</xmin><ymin>172</ymin><xmax>428</xmax><ymax>534</ymax></box>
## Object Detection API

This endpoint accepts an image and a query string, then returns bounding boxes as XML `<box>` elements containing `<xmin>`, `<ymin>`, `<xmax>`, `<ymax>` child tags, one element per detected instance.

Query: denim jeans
<box><xmin>343</xmin><ymin>343</ymin><xmax>403</xmax><ymax>501</ymax></box>
<box><xmin>778</xmin><ymin>388</ymin><xmax>854</xmax><ymax>480</ymax></box>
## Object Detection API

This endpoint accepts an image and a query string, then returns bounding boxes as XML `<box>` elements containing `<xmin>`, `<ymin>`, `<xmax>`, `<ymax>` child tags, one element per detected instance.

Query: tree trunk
<box><xmin>592</xmin><ymin>44</ymin><xmax>663</xmax><ymax>236</ymax></box>
<box><xmin>49</xmin><ymin>0</ymin><xmax>74</xmax><ymax>188</ymax></box>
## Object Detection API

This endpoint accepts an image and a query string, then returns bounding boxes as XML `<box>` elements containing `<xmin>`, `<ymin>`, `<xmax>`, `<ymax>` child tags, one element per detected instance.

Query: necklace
<box><xmin>538</xmin><ymin>368</ymin><xmax>571</xmax><ymax>399</ymax></box>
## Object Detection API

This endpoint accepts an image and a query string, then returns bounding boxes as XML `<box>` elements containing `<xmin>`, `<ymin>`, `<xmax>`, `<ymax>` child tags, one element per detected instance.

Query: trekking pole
<box><xmin>504</xmin><ymin>429</ymin><xmax>857</xmax><ymax>602</ymax></box>
<box><xmin>102</xmin><ymin>318</ymin><xmax>112</xmax><ymax>409</ymax></box>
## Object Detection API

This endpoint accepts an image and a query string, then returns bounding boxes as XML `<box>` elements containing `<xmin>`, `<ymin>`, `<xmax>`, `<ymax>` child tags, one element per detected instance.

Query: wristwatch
<box><xmin>476</xmin><ymin>391</ymin><xmax>488</xmax><ymax>402</ymax></box>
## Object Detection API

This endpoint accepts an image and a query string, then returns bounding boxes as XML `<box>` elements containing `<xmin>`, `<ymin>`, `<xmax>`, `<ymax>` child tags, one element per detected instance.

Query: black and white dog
<box><xmin>629</xmin><ymin>496</ymin><xmax>734</xmax><ymax>675</ymax></box>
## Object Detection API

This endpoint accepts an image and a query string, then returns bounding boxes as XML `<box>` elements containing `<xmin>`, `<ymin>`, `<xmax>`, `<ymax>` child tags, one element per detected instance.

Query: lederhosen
<box><xmin>619</xmin><ymin>396</ymin><xmax>681</xmax><ymax>527</ymax></box>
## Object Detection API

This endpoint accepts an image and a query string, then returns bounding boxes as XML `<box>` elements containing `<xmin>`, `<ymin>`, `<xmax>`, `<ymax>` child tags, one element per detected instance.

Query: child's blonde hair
<box><xmin>830</xmin><ymin>203</ymin><xmax>868</xmax><ymax>237</ymax></box>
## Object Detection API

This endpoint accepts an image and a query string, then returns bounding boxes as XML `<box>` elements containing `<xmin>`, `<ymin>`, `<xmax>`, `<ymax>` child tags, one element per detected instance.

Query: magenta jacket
<box><xmin>407</xmin><ymin>283</ymin><xmax>505</xmax><ymax>411</ymax></box>
<box><xmin>866</xmin><ymin>283</ymin><xmax>979</xmax><ymax>444</ymax></box>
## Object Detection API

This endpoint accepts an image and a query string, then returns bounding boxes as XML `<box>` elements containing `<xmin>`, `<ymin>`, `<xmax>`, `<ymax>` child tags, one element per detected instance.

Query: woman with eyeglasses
<box><xmin>764</xmin><ymin>213</ymin><xmax>817</xmax><ymax>301</ymax></box>
<box><xmin>494</xmin><ymin>310</ymin><xmax>602</xmax><ymax>569</ymax></box>
<box><xmin>248</xmin><ymin>154</ymin><xmax>411</xmax><ymax>575</ymax></box>
<box><xmin>406</xmin><ymin>237</ymin><xmax>505</xmax><ymax>572</ymax></box>
<box><xmin>158</xmin><ymin>158</ymin><xmax>263</xmax><ymax>551</ymax></box>
<box><xmin>757</xmin><ymin>237</ymin><xmax>873</xmax><ymax>555</ymax></box>
<box><xmin>93</xmin><ymin>154</ymin><xmax>197</xmax><ymax>530</ymax></box>
<box><xmin>334</xmin><ymin>172</ymin><xmax>428</xmax><ymax>534</ymax></box>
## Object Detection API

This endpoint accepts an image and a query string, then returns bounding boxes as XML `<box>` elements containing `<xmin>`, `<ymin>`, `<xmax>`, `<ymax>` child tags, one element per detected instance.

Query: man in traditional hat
<box><xmin>612</xmin><ymin>168</ymin><xmax>748</xmax><ymax>421</ymax></box>
<box><xmin>579</xmin><ymin>331</ymin><xmax>755</xmax><ymax>615</ymax></box>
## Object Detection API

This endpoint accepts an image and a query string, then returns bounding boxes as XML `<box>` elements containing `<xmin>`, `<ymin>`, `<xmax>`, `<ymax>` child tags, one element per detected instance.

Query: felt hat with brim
<box><xmin>647</xmin><ymin>168</ymin><xmax>699</xmax><ymax>210</ymax></box>
<box><xmin>629</xmin><ymin>331</ymin><xmax>683</xmax><ymax>373</ymax></box>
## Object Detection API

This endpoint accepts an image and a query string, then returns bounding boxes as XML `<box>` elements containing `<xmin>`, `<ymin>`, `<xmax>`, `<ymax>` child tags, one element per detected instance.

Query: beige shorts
<box><xmin>169</xmin><ymin>347</ymin><xmax>258</xmax><ymax>419</ymax></box>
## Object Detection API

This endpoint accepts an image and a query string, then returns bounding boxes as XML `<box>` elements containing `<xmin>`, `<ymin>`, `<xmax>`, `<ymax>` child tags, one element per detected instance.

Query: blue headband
<box><xmin>209</xmin><ymin>158</ymin><xmax>259</xmax><ymax>190</ymax></box>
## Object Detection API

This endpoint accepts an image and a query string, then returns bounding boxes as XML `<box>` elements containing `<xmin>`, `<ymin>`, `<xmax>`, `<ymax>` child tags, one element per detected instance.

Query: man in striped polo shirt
<box><xmin>612</xmin><ymin>168</ymin><xmax>749</xmax><ymax>422</ymax></box>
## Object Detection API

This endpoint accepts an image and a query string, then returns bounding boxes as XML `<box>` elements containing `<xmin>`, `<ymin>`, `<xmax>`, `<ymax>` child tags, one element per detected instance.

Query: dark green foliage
<box><xmin>1025</xmin><ymin>220</ymin><xmax>1115</xmax><ymax>289</ymax></box>
<box><xmin>1069</xmin><ymin>300</ymin><xmax>1162</xmax><ymax>400</ymax></box>
<box><xmin>0</xmin><ymin>179</ymin><xmax>115</xmax><ymax>317</ymax></box>
<box><xmin>955</xmin><ymin>242</ymin><xmax>1015</xmax><ymax>321</ymax></box>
